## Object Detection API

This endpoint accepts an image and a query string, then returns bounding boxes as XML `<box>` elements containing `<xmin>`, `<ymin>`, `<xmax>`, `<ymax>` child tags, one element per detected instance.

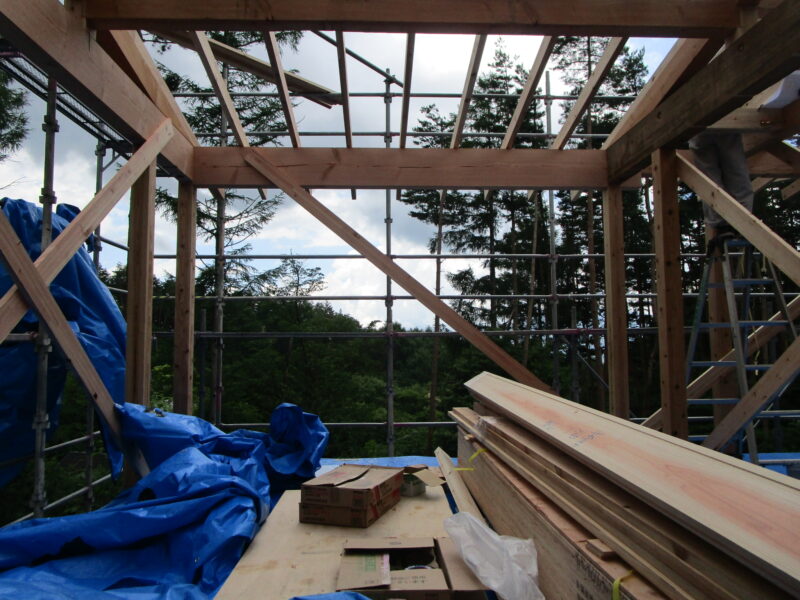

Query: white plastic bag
<box><xmin>444</xmin><ymin>511</ymin><xmax>544</xmax><ymax>600</ymax></box>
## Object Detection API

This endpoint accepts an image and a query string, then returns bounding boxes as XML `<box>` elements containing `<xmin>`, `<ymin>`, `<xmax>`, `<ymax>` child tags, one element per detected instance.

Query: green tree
<box><xmin>0</xmin><ymin>70</ymin><xmax>28</xmax><ymax>162</ymax></box>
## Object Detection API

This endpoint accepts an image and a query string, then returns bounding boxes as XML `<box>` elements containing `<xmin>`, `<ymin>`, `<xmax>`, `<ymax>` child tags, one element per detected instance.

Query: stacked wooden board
<box><xmin>451</xmin><ymin>372</ymin><xmax>800</xmax><ymax>600</ymax></box>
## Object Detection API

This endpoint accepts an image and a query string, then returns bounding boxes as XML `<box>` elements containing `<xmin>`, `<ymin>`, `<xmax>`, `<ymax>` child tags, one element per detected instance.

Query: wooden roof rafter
<box><xmin>264</xmin><ymin>30</ymin><xmax>301</xmax><ymax>149</ymax></box>
<box><xmin>335</xmin><ymin>31</ymin><xmax>357</xmax><ymax>200</ymax></box>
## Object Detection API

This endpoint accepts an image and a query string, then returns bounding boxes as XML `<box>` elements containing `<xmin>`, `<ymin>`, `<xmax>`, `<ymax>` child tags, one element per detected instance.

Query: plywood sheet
<box><xmin>217</xmin><ymin>487</ymin><xmax>452</xmax><ymax>599</ymax></box>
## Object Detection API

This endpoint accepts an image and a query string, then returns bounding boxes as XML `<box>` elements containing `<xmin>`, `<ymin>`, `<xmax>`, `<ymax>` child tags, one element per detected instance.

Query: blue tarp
<box><xmin>0</xmin><ymin>198</ymin><xmax>127</xmax><ymax>484</ymax></box>
<box><xmin>0</xmin><ymin>403</ymin><xmax>329</xmax><ymax>598</ymax></box>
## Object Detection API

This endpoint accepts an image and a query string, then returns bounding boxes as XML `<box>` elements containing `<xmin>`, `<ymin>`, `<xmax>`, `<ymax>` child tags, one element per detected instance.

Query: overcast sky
<box><xmin>0</xmin><ymin>33</ymin><xmax>673</xmax><ymax>329</ymax></box>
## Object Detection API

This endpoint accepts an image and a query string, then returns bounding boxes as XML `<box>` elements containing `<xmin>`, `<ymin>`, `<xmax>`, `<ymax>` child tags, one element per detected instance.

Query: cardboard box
<box><xmin>336</xmin><ymin>537</ymin><xmax>487</xmax><ymax>600</ymax></box>
<box><xmin>401</xmin><ymin>465</ymin><xmax>445</xmax><ymax>497</ymax></box>
<box><xmin>300</xmin><ymin>464</ymin><xmax>404</xmax><ymax>527</ymax></box>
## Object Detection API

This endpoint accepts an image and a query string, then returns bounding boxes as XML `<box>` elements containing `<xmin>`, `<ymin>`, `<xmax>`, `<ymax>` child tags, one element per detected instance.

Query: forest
<box><xmin>1</xmin><ymin>34</ymin><xmax>799</xmax><ymax>523</ymax></box>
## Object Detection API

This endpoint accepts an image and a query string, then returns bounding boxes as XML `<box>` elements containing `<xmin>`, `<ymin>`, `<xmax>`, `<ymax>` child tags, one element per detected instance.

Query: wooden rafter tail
<box><xmin>551</xmin><ymin>37</ymin><xmax>627</xmax><ymax>150</ymax></box>
<box><xmin>153</xmin><ymin>30</ymin><xmax>339</xmax><ymax>108</ymax></box>
<box><xmin>0</xmin><ymin>120</ymin><xmax>174</xmax><ymax>343</ymax></box>
<box><xmin>242</xmin><ymin>148</ymin><xmax>553</xmax><ymax>393</ymax></box>
<box><xmin>676</xmin><ymin>154</ymin><xmax>800</xmax><ymax>286</ymax></box>
<box><xmin>264</xmin><ymin>31</ymin><xmax>301</xmax><ymax>149</ymax></box>
<box><xmin>191</xmin><ymin>31</ymin><xmax>269</xmax><ymax>200</ymax></box>
<box><xmin>335</xmin><ymin>31</ymin><xmax>357</xmax><ymax>200</ymax></box>
<box><xmin>0</xmin><ymin>214</ymin><xmax>149</xmax><ymax>477</ymax></box>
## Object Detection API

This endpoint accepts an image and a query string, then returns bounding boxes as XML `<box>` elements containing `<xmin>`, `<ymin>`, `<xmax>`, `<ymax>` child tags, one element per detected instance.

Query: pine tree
<box><xmin>0</xmin><ymin>70</ymin><xmax>28</xmax><ymax>162</ymax></box>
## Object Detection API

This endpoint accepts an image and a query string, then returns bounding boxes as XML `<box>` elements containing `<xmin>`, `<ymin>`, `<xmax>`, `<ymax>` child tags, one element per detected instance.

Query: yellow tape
<box><xmin>453</xmin><ymin>467</ymin><xmax>474</xmax><ymax>472</ymax></box>
<box><xmin>469</xmin><ymin>448</ymin><xmax>487</xmax><ymax>463</ymax></box>
<box><xmin>612</xmin><ymin>570</ymin><xmax>634</xmax><ymax>600</ymax></box>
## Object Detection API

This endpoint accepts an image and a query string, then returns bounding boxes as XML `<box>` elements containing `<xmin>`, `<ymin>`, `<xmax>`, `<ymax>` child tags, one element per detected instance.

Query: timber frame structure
<box><xmin>0</xmin><ymin>0</ymin><xmax>799</xmax><ymax>491</ymax></box>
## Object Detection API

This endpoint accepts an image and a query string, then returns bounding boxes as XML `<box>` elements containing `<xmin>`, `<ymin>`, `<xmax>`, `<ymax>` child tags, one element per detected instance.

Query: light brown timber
<box><xmin>434</xmin><ymin>446</ymin><xmax>485</xmax><ymax>524</ymax></box>
<box><xmin>173</xmin><ymin>182</ymin><xmax>196</xmax><ymax>415</ymax></box>
<box><xmin>242</xmin><ymin>149</ymin><xmax>553</xmax><ymax>393</ymax></box>
<box><xmin>125</xmin><ymin>163</ymin><xmax>156</xmax><ymax>409</ymax></box>
<box><xmin>652</xmin><ymin>148</ymin><xmax>688</xmax><ymax>439</ymax></box>
<box><xmin>0</xmin><ymin>120</ymin><xmax>174</xmax><ymax>343</ymax></box>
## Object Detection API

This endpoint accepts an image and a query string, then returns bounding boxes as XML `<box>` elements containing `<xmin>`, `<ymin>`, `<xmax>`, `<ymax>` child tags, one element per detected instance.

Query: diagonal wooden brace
<box><xmin>243</xmin><ymin>149</ymin><xmax>553</xmax><ymax>393</ymax></box>
<box><xmin>0</xmin><ymin>213</ymin><xmax>149</xmax><ymax>477</ymax></box>
<box><xmin>0</xmin><ymin>119</ymin><xmax>174</xmax><ymax>343</ymax></box>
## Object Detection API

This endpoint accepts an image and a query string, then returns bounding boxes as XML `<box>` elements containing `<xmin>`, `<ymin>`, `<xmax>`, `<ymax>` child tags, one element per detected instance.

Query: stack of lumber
<box><xmin>451</xmin><ymin>372</ymin><xmax>800</xmax><ymax>600</ymax></box>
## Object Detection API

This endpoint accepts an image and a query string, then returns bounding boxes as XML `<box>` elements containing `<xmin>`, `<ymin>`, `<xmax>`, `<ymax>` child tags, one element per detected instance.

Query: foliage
<box><xmin>0</xmin><ymin>70</ymin><xmax>28</xmax><ymax>162</ymax></box>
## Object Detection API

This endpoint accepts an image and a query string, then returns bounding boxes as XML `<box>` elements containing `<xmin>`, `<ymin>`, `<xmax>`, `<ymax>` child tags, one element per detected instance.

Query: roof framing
<box><xmin>83</xmin><ymin>0</ymin><xmax>740</xmax><ymax>37</ymax></box>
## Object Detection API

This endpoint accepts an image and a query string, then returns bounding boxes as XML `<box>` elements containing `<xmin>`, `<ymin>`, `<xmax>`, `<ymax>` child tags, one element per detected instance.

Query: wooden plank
<box><xmin>193</xmin><ymin>147</ymin><xmax>609</xmax><ymax>190</ymax></box>
<box><xmin>642</xmin><ymin>295</ymin><xmax>800</xmax><ymax>430</ymax></box>
<box><xmin>264</xmin><ymin>31</ymin><xmax>301</xmax><ymax>148</ymax></box>
<box><xmin>217</xmin><ymin>487</ymin><xmax>453</xmax><ymax>599</ymax></box>
<box><xmin>604</xmin><ymin>39</ymin><xmax>720</xmax><ymax>148</ymax></box>
<box><xmin>107</xmin><ymin>30</ymin><xmax>199</xmax><ymax>145</ymax></box>
<box><xmin>452</xmin><ymin>35</ymin><xmax>486</xmax><ymax>150</ymax></box>
<box><xmin>0</xmin><ymin>213</ymin><xmax>149</xmax><ymax>476</ymax></box>
<box><xmin>125</xmin><ymin>163</ymin><xmax>156</xmax><ymax>408</ymax></box>
<box><xmin>84</xmin><ymin>0</ymin><xmax>740</xmax><ymax>37</ymax></box>
<box><xmin>458</xmin><ymin>433</ymin><xmax>664</xmax><ymax>600</ymax></box>
<box><xmin>606</xmin><ymin>0</ymin><xmax>800</xmax><ymax>182</ymax></box>
<box><xmin>191</xmin><ymin>31</ymin><xmax>250</xmax><ymax>149</ymax></box>
<box><xmin>0</xmin><ymin>120</ymin><xmax>174</xmax><ymax>343</ymax></box>
<box><xmin>652</xmin><ymin>148</ymin><xmax>687</xmax><ymax>439</ymax></box>
<box><xmin>463</xmin><ymin>372</ymin><xmax>800</xmax><ymax>596</ymax></box>
<box><xmin>173</xmin><ymin>181</ymin><xmax>196</xmax><ymax>415</ymax></box>
<box><xmin>0</xmin><ymin>0</ymin><xmax>192</xmax><ymax>178</ymax></box>
<box><xmin>501</xmin><ymin>36</ymin><xmax>554</xmax><ymax>149</ymax></box>
<box><xmin>398</xmin><ymin>33</ymin><xmax>415</xmax><ymax>149</ymax></box>
<box><xmin>453</xmin><ymin>407</ymin><xmax>783</xmax><ymax>600</ymax></box>
<box><xmin>602</xmin><ymin>185</ymin><xmax>629</xmax><ymax>418</ymax></box>
<box><xmin>242</xmin><ymin>148</ymin><xmax>553</xmax><ymax>393</ymax></box>
<box><xmin>155</xmin><ymin>30</ymin><xmax>338</xmax><ymax>108</ymax></box>
<box><xmin>782</xmin><ymin>177</ymin><xmax>800</xmax><ymax>200</ymax></box>
<box><xmin>703</xmin><ymin>336</ymin><xmax>800</xmax><ymax>450</ymax></box>
<box><xmin>434</xmin><ymin>446</ymin><xmax>485</xmax><ymax>524</ymax></box>
<box><xmin>767</xmin><ymin>140</ymin><xmax>800</xmax><ymax>171</ymax></box>
<box><xmin>677</xmin><ymin>153</ymin><xmax>800</xmax><ymax>287</ymax></box>
<box><xmin>551</xmin><ymin>37</ymin><xmax>626</xmax><ymax>150</ymax></box>
<box><xmin>710</xmin><ymin>107</ymin><xmax>783</xmax><ymax>132</ymax></box>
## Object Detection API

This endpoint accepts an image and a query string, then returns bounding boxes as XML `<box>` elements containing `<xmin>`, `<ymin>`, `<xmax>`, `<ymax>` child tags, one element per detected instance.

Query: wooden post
<box><xmin>602</xmin><ymin>184</ymin><xmax>629</xmax><ymax>418</ymax></box>
<box><xmin>651</xmin><ymin>148</ymin><xmax>688</xmax><ymax>439</ymax></box>
<box><xmin>125</xmin><ymin>162</ymin><xmax>156</xmax><ymax>407</ymax></box>
<box><xmin>173</xmin><ymin>181</ymin><xmax>196</xmax><ymax>414</ymax></box>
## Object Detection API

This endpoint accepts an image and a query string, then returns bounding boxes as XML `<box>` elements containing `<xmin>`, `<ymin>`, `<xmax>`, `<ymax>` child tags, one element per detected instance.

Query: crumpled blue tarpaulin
<box><xmin>0</xmin><ymin>404</ymin><xmax>329</xmax><ymax>598</ymax></box>
<box><xmin>0</xmin><ymin>198</ymin><xmax>127</xmax><ymax>484</ymax></box>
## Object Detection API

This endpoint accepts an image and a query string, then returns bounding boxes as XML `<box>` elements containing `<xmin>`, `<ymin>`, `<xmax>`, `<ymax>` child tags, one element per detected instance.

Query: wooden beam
<box><xmin>551</xmin><ymin>37</ymin><xmax>627</xmax><ymax>150</ymax></box>
<box><xmin>602</xmin><ymin>185</ymin><xmax>629</xmax><ymax>418</ymax></box>
<box><xmin>752</xmin><ymin>177</ymin><xmax>776</xmax><ymax>193</ymax></box>
<box><xmin>107</xmin><ymin>30</ymin><xmax>199</xmax><ymax>145</ymax></box>
<box><xmin>173</xmin><ymin>182</ymin><xmax>196</xmax><ymax>415</ymax></box>
<box><xmin>782</xmin><ymin>177</ymin><xmax>800</xmax><ymax>200</ymax></box>
<box><xmin>452</xmin><ymin>35</ymin><xmax>486</xmax><ymax>150</ymax></box>
<box><xmin>0</xmin><ymin>0</ymin><xmax>192</xmax><ymax>177</ymax></box>
<box><xmin>462</xmin><ymin>372</ymin><xmax>800</xmax><ymax>597</ymax></box>
<box><xmin>434</xmin><ymin>447</ymin><xmax>486</xmax><ymax>524</ymax></box>
<box><xmin>607</xmin><ymin>0</ymin><xmax>800</xmax><ymax>182</ymax></box>
<box><xmin>0</xmin><ymin>120</ymin><xmax>174</xmax><ymax>343</ymax></box>
<box><xmin>677</xmin><ymin>153</ymin><xmax>800</xmax><ymax>287</ymax></box>
<box><xmin>0</xmin><ymin>213</ymin><xmax>149</xmax><ymax>476</ymax></box>
<box><xmin>604</xmin><ymin>39</ymin><xmax>721</xmax><ymax>148</ymax></box>
<box><xmin>767</xmin><ymin>140</ymin><xmax>800</xmax><ymax>171</ymax></box>
<box><xmin>336</xmin><ymin>32</ymin><xmax>357</xmax><ymax>200</ymax></box>
<box><xmin>84</xmin><ymin>0</ymin><xmax>740</xmax><ymax>37</ymax></box>
<box><xmin>191</xmin><ymin>32</ymin><xmax>250</xmax><ymax>149</ymax></box>
<box><xmin>652</xmin><ymin>148</ymin><xmax>687</xmax><ymax>439</ymax></box>
<box><xmin>192</xmin><ymin>147</ymin><xmax>609</xmax><ymax>190</ymax></box>
<box><xmin>243</xmin><ymin>149</ymin><xmax>554</xmax><ymax>393</ymax></box>
<box><xmin>154</xmin><ymin>30</ymin><xmax>339</xmax><ymax>108</ymax></box>
<box><xmin>743</xmin><ymin>96</ymin><xmax>800</xmax><ymax>156</ymax></box>
<box><xmin>703</xmin><ymin>337</ymin><xmax>800</xmax><ymax>451</ymax></box>
<box><xmin>399</xmin><ymin>33</ymin><xmax>415</xmax><ymax>149</ymax></box>
<box><xmin>125</xmin><ymin>163</ymin><xmax>156</xmax><ymax>408</ymax></box>
<box><xmin>642</xmin><ymin>295</ymin><xmax>800</xmax><ymax>430</ymax></box>
<box><xmin>264</xmin><ymin>31</ymin><xmax>301</xmax><ymax>148</ymax></box>
<box><xmin>502</xmin><ymin>36</ymin><xmax>554</xmax><ymax>149</ymax></box>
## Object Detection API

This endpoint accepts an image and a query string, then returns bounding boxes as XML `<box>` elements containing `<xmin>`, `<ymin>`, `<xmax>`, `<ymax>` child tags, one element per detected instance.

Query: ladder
<box><xmin>685</xmin><ymin>236</ymin><xmax>798</xmax><ymax>461</ymax></box>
